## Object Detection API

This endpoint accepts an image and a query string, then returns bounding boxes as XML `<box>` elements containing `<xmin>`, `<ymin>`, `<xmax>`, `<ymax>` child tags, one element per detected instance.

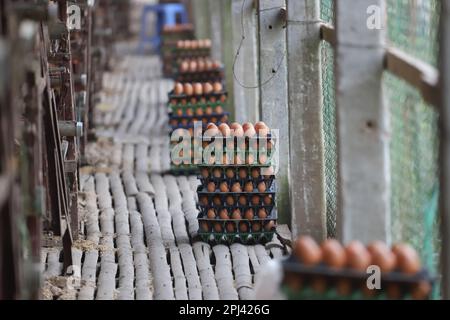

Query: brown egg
<box><xmin>214</xmin><ymin>222</ymin><xmax>223</xmax><ymax>233</ymax></box>
<box><xmin>184</xmin><ymin>83</ymin><xmax>194</xmax><ymax>96</ymax></box>
<box><xmin>186</xmin><ymin>108</ymin><xmax>194</xmax><ymax>116</ymax></box>
<box><xmin>367</xmin><ymin>241</ymin><xmax>397</xmax><ymax>273</ymax></box>
<box><xmin>225</xmin><ymin>195</ymin><xmax>234</xmax><ymax>206</ymax></box>
<box><xmin>264</xmin><ymin>220</ymin><xmax>275</xmax><ymax>231</ymax></box>
<box><xmin>251</xmin><ymin>168</ymin><xmax>260</xmax><ymax>179</ymax></box>
<box><xmin>263</xmin><ymin>195</ymin><xmax>272</xmax><ymax>205</ymax></box>
<box><xmin>188</xmin><ymin>60</ymin><xmax>198</xmax><ymax>73</ymax></box>
<box><xmin>207</xmin><ymin>182</ymin><xmax>216</xmax><ymax>192</ymax></box>
<box><xmin>311</xmin><ymin>277</ymin><xmax>327</xmax><ymax>294</ymax></box>
<box><xmin>255</xmin><ymin>121</ymin><xmax>269</xmax><ymax>137</ymax></box>
<box><xmin>203</xmin><ymin>82</ymin><xmax>214</xmax><ymax>94</ymax></box>
<box><xmin>244</xmin><ymin>123</ymin><xmax>256</xmax><ymax>137</ymax></box>
<box><xmin>293</xmin><ymin>236</ymin><xmax>322</xmax><ymax>266</ymax></box>
<box><xmin>321</xmin><ymin>239</ymin><xmax>347</xmax><ymax>269</ymax></box>
<box><xmin>238</xmin><ymin>195</ymin><xmax>247</xmax><ymax>206</ymax></box>
<box><xmin>411</xmin><ymin>281</ymin><xmax>432</xmax><ymax>300</ymax></box>
<box><xmin>213</xmin><ymin>196</ymin><xmax>222</xmax><ymax>206</ymax></box>
<box><xmin>234</xmin><ymin>155</ymin><xmax>244</xmax><ymax>165</ymax></box>
<box><xmin>244</xmin><ymin>182</ymin><xmax>254</xmax><ymax>192</ymax></box>
<box><xmin>230</xmin><ymin>123</ymin><xmax>244</xmax><ymax>137</ymax></box>
<box><xmin>219</xmin><ymin>182</ymin><xmax>229</xmax><ymax>192</ymax></box>
<box><xmin>239</xmin><ymin>168</ymin><xmax>247</xmax><ymax>179</ymax></box>
<box><xmin>212</xmin><ymin>167</ymin><xmax>222</xmax><ymax>178</ymax></box>
<box><xmin>174</xmin><ymin>82</ymin><xmax>184</xmax><ymax>95</ymax></box>
<box><xmin>191</xmin><ymin>40</ymin><xmax>199</xmax><ymax>49</ymax></box>
<box><xmin>336</xmin><ymin>279</ymin><xmax>352</xmax><ymax>297</ymax></box>
<box><xmin>219</xmin><ymin>123</ymin><xmax>231</xmax><ymax>137</ymax></box>
<box><xmin>247</xmin><ymin>154</ymin><xmax>255</xmax><ymax>165</ymax></box>
<box><xmin>197</xmin><ymin>59</ymin><xmax>206</xmax><ymax>72</ymax></box>
<box><xmin>392</xmin><ymin>243</ymin><xmax>421</xmax><ymax>275</ymax></box>
<box><xmin>200</xmin><ymin>196</ymin><xmax>209</xmax><ymax>206</ymax></box>
<box><xmin>177</xmin><ymin>40</ymin><xmax>184</xmax><ymax>49</ymax></box>
<box><xmin>184</xmin><ymin>40</ymin><xmax>192</xmax><ymax>49</ymax></box>
<box><xmin>258</xmin><ymin>208</ymin><xmax>268</xmax><ymax>219</ymax></box>
<box><xmin>345</xmin><ymin>241</ymin><xmax>372</xmax><ymax>271</ymax></box>
<box><xmin>198</xmin><ymin>39</ymin><xmax>205</xmax><ymax>48</ymax></box>
<box><xmin>244</xmin><ymin>209</ymin><xmax>254</xmax><ymax>221</ymax></box>
<box><xmin>205</xmin><ymin>60</ymin><xmax>213</xmax><ymax>70</ymax></box>
<box><xmin>193</xmin><ymin>82</ymin><xmax>203</xmax><ymax>95</ymax></box>
<box><xmin>226</xmin><ymin>168</ymin><xmax>235</xmax><ymax>179</ymax></box>
<box><xmin>200</xmin><ymin>221</ymin><xmax>210</xmax><ymax>232</ymax></box>
<box><xmin>180</xmin><ymin>61</ymin><xmax>189</xmax><ymax>73</ymax></box>
<box><xmin>231</xmin><ymin>182</ymin><xmax>242</xmax><ymax>193</ymax></box>
<box><xmin>195</xmin><ymin>108</ymin><xmax>204</xmax><ymax>117</ymax></box>
<box><xmin>207</xmin><ymin>209</ymin><xmax>216</xmax><ymax>219</ymax></box>
<box><xmin>215</xmin><ymin>106</ymin><xmax>223</xmax><ymax>114</ymax></box>
<box><xmin>219</xmin><ymin>209</ymin><xmax>229</xmax><ymax>220</ymax></box>
<box><xmin>251</xmin><ymin>195</ymin><xmax>260</xmax><ymax>205</ymax></box>
<box><xmin>386</xmin><ymin>283</ymin><xmax>402</xmax><ymax>300</ymax></box>
<box><xmin>226</xmin><ymin>222</ymin><xmax>235</xmax><ymax>233</ymax></box>
<box><xmin>258</xmin><ymin>182</ymin><xmax>267</xmax><ymax>192</ymax></box>
<box><xmin>201</xmin><ymin>168</ymin><xmax>209</xmax><ymax>178</ymax></box>
<box><xmin>205</xmin><ymin>106</ymin><xmax>213</xmax><ymax>115</ymax></box>
<box><xmin>231</xmin><ymin>209</ymin><xmax>242</xmax><ymax>220</ymax></box>
<box><xmin>239</xmin><ymin>221</ymin><xmax>249</xmax><ymax>233</ymax></box>
<box><xmin>205</xmin><ymin>124</ymin><xmax>219</xmax><ymax>137</ymax></box>
<box><xmin>213</xmin><ymin>82</ymin><xmax>223</xmax><ymax>93</ymax></box>
<box><xmin>176</xmin><ymin>109</ymin><xmax>183</xmax><ymax>117</ymax></box>
<box><xmin>204</xmin><ymin>39</ymin><xmax>212</xmax><ymax>48</ymax></box>
<box><xmin>259</xmin><ymin>154</ymin><xmax>268</xmax><ymax>165</ymax></box>
<box><xmin>252</xmin><ymin>222</ymin><xmax>262</xmax><ymax>232</ymax></box>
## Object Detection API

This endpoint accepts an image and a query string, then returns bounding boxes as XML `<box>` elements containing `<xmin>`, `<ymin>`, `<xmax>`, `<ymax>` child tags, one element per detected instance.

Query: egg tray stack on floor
<box><xmin>196</xmin><ymin>123</ymin><xmax>277</xmax><ymax>245</ymax></box>
<box><xmin>161</xmin><ymin>25</ymin><xmax>195</xmax><ymax>78</ymax></box>
<box><xmin>282</xmin><ymin>237</ymin><xmax>435</xmax><ymax>300</ymax></box>
<box><xmin>168</xmin><ymin>82</ymin><xmax>229</xmax><ymax>175</ymax></box>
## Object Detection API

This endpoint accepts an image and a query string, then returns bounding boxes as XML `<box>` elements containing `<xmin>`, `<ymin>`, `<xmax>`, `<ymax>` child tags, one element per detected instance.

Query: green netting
<box><xmin>386</xmin><ymin>0</ymin><xmax>441</xmax><ymax>297</ymax></box>
<box><xmin>320</xmin><ymin>0</ymin><xmax>337</xmax><ymax>238</ymax></box>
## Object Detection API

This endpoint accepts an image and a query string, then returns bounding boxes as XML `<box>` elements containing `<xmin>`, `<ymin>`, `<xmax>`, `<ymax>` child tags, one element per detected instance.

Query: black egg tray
<box><xmin>172</xmin><ymin>48</ymin><xmax>211</xmax><ymax>59</ymax></box>
<box><xmin>175</xmin><ymin>69</ymin><xmax>224</xmax><ymax>83</ymax></box>
<box><xmin>168</xmin><ymin>89</ymin><xmax>228</xmax><ymax>103</ymax></box>
<box><xmin>170</xmin><ymin>164</ymin><xmax>199</xmax><ymax>176</ymax></box>
<box><xmin>282</xmin><ymin>255</ymin><xmax>435</xmax><ymax>289</ymax></box>
<box><xmin>198</xmin><ymin>176</ymin><xmax>275</xmax><ymax>191</ymax></box>
<box><xmin>197</xmin><ymin>213</ymin><xmax>277</xmax><ymax>245</ymax></box>
<box><xmin>169</xmin><ymin>111</ymin><xmax>229</xmax><ymax>121</ymax></box>
<box><xmin>197</xmin><ymin>186</ymin><xmax>276</xmax><ymax>207</ymax></box>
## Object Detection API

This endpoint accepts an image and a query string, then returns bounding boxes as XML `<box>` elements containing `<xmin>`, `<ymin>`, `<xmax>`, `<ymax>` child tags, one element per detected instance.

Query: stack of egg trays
<box><xmin>197</xmin><ymin>187</ymin><xmax>277</xmax><ymax>245</ymax></box>
<box><xmin>196</xmin><ymin>159</ymin><xmax>277</xmax><ymax>245</ymax></box>
<box><xmin>281</xmin><ymin>256</ymin><xmax>436</xmax><ymax>300</ymax></box>
<box><xmin>161</xmin><ymin>35</ymin><xmax>195</xmax><ymax>77</ymax></box>
<box><xmin>168</xmin><ymin>89</ymin><xmax>228</xmax><ymax>130</ymax></box>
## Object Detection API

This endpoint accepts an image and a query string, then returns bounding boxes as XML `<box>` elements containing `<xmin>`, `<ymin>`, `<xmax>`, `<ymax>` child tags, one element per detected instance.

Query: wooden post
<box><xmin>258</xmin><ymin>0</ymin><xmax>290</xmax><ymax>224</ymax></box>
<box><xmin>335</xmin><ymin>0</ymin><xmax>391</xmax><ymax>244</ymax></box>
<box><xmin>191</xmin><ymin>0</ymin><xmax>211</xmax><ymax>40</ymax></box>
<box><xmin>439</xmin><ymin>0</ymin><xmax>450</xmax><ymax>300</ymax></box>
<box><xmin>208</xmin><ymin>0</ymin><xmax>223</xmax><ymax>61</ymax></box>
<box><xmin>220</xmin><ymin>0</ymin><xmax>235</xmax><ymax>122</ymax></box>
<box><xmin>286</xmin><ymin>0</ymin><xmax>326</xmax><ymax>241</ymax></box>
<box><xmin>231</xmin><ymin>0</ymin><xmax>259</xmax><ymax>123</ymax></box>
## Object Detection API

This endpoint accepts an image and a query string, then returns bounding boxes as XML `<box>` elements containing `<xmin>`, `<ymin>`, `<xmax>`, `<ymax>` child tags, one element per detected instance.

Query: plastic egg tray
<box><xmin>281</xmin><ymin>256</ymin><xmax>435</xmax><ymax>300</ymax></box>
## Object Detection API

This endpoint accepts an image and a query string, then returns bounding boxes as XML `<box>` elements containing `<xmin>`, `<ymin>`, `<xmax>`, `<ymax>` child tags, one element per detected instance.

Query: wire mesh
<box><xmin>320</xmin><ymin>0</ymin><xmax>337</xmax><ymax>238</ymax></box>
<box><xmin>385</xmin><ymin>0</ymin><xmax>441</xmax><ymax>296</ymax></box>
